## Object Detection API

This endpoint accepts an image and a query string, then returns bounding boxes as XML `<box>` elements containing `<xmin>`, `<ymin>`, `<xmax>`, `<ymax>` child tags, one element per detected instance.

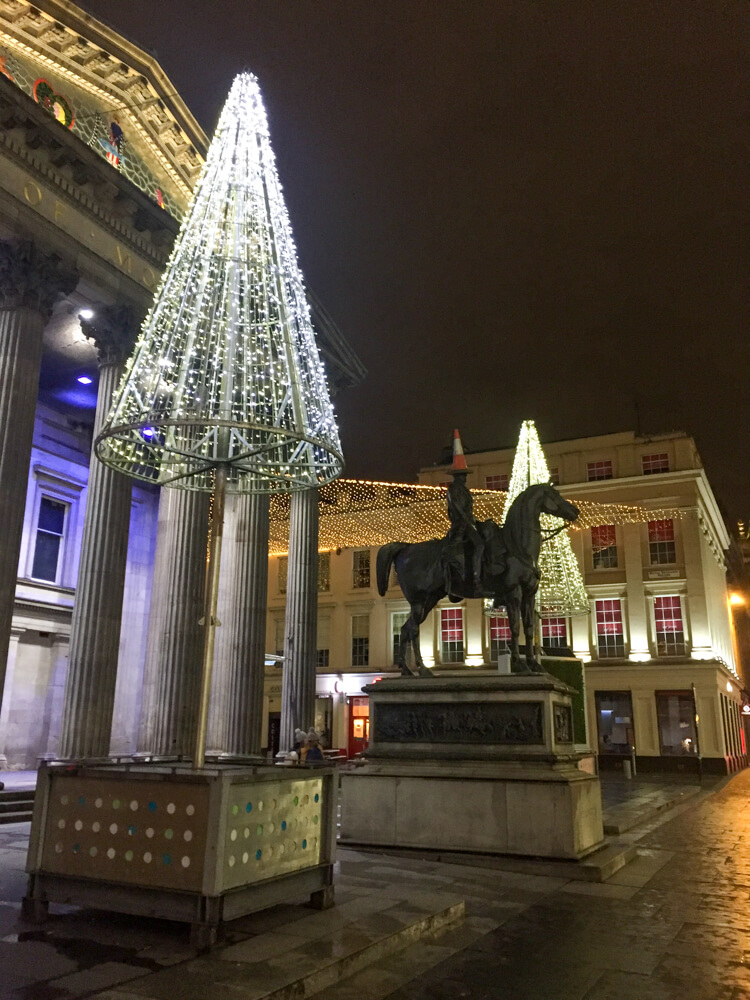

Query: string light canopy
<box><xmin>266</xmin><ymin>477</ymin><xmax>685</xmax><ymax>555</ymax></box>
<box><xmin>95</xmin><ymin>72</ymin><xmax>343</xmax><ymax>493</ymax></box>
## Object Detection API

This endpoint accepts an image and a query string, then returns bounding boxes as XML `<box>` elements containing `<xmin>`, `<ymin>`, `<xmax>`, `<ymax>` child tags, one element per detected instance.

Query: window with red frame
<box><xmin>489</xmin><ymin>613</ymin><xmax>511</xmax><ymax>659</ymax></box>
<box><xmin>642</xmin><ymin>453</ymin><xmax>670</xmax><ymax>475</ymax></box>
<box><xmin>542</xmin><ymin>616</ymin><xmax>568</xmax><ymax>650</ymax></box>
<box><xmin>587</xmin><ymin>460</ymin><xmax>613</xmax><ymax>481</ymax></box>
<box><xmin>440</xmin><ymin>607</ymin><xmax>464</xmax><ymax>663</ymax></box>
<box><xmin>485</xmin><ymin>474</ymin><xmax>509</xmax><ymax>491</ymax></box>
<box><xmin>549</xmin><ymin>467</ymin><xmax>560</xmax><ymax>486</ymax></box>
<box><xmin>596</xmin><ymin>599</ymin><xmax>625</xmax><ymax>658</ymax></box>
<box><xmin>654</xmin><ymin>596</ymin><xmax>685</xmax><ymax>656</ymax></box>
<box><xmin>591</xmin><ymin>524</ymin><xmax>618</xmax><ymax>568</ymax></box>
<box><xmin>648</xmin><ymin>519</ymin><xmax>676</xmax><ymax>564</ymax></box>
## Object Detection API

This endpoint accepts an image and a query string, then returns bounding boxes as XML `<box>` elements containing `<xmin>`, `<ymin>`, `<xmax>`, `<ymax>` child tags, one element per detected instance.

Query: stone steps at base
<box><xmin>0</xmin><ymin>808</ymin><xmax>33</xmax><ymax>824</ymax></box>
<box><xmin>89</xmin><ymin>894</ymin><xmax>466</xmax><ymax>1000</ymax></box>
<box><xmin>339</xmin><ymin>840</ymin><xmax>637</xmax><ymax>883</ymax></box>
<box><xmin>0</xmin><ymin>790</ymin><xmax>34</xmax><ymax>823</ymax></box>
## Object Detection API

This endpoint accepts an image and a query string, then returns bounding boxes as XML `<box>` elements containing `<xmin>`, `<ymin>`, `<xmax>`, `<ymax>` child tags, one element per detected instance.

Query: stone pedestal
<box><xmin>340</xmin><ymin>674</ymin><xmax>604</xmax><ymax>860</ymax></box>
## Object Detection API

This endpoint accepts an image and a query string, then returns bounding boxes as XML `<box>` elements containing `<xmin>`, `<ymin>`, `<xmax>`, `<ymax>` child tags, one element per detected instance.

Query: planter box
<box><xmin>25</xmin><ymin>762</ymin><xmax>337</xmax><ymax>947</ymax></box>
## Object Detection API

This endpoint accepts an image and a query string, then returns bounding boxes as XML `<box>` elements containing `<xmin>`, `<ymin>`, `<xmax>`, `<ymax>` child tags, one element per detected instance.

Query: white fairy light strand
<box><xmin>96</xmin><ymin>73</ymin><xmax>343</xmax><ymax>493</ymax></box>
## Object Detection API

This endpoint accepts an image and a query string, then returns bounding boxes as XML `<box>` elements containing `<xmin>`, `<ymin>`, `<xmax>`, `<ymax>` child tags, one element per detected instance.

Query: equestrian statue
<box><xmin>376</xmin><ymin>429</ymin><xmax>579</xmax><ymax>677</ymax></box>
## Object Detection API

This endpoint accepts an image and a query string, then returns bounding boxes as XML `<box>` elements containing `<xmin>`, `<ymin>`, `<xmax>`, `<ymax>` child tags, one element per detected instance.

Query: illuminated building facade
<box><xmin>277</xmin><ymin>431</ymin><xmax>746</xmax><ymax>775</ymax></box>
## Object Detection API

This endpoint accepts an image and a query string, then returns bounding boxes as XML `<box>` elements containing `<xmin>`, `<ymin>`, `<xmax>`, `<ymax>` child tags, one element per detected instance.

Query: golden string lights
<box><xmin>267</xmin><ymin>476</ymin><xmax>686</xmax><ymax>555</ymax></box>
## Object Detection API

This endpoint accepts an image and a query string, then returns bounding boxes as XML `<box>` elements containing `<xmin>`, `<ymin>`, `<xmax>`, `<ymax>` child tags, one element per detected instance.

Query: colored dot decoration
<box><xmin>49</xmin><ymin>778</ymin><xmax>324</xmax><ymax>888</ymax></box>
<box><xmin>224</xmin><ymin>781</ymin><xmax>324</xmax><ymax>879</ymax></box>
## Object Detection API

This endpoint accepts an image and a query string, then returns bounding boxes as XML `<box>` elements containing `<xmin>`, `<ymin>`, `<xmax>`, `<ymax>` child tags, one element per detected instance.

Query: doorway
<box><xmin>347</xmin><ymin>696</ymin><xmax>369</xmax><ymax>758</ymax></box>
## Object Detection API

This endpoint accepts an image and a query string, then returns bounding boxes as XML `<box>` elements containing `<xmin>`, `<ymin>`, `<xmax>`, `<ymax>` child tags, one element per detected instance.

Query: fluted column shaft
<box><xmin>139</xmin><ymin>489</ymin><xmax>210</xmax><ymax>756</ymax></box>
<box><xmin>60</xmin><ymin>358</ymin><xmax>132</xmax><ymax>758</ymax></box>
<box><xmin>0</xmin><ymin>307</ymin><xmax>45</xmax><ymax>699</ymax></box>
<box><xmin>223</xmin><ymin>493</ymin><xmax>270</xmax><ymax>756</ymax></box>
<box><xmin>0</xmin><ymin>240</ymin><xmax>77</xmax><ymax>727</ymax></box>
<box><xmin>280</xmin><ymin>488</ymin><xmax>319</xmax><ymax>752</ymax></box>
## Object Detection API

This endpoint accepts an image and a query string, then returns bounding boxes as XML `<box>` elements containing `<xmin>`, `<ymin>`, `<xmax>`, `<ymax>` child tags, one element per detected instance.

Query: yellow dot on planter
<box><xmin>125</xmin><ymin>850</ymin><xmax>133</xmax><ymax>861</ymax></box>
<box><xmin>181</xmin><ymin>856</ymin><xmax>190</xmax><ymax>868</ymax></box>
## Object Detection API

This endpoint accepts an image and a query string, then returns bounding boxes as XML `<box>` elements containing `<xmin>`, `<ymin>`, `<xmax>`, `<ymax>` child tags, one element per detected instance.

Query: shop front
<box><xmin>587</xmin><ymin>661</ymin><xmax>747</xmax><ymax>775</ymax></box>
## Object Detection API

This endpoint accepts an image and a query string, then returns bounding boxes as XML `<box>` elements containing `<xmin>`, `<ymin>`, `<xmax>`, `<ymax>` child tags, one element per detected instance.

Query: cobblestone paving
<box><xmin>370</xmin><ymin>769</ymin><xmax>750</xmax><ymax>1000</ymax></box>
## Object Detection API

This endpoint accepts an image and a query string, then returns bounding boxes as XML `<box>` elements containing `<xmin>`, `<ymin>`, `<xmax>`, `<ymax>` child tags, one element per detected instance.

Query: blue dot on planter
<box><xmin>148</xmin><ymin>801</ymin><xmax>157</xmax><ymax>812</ymax></box>
<box><xmin>128</xmin><ymin>825</ymin><xmax>136</xmax><ymax>836</ymax></box>
<box><xmin>162</xmin><ymin>853</ymin><xmax>172</xmax><ymax>865</ymax></box>
<box><xmin>281</xmin><ymin>820</ymin><xmax>286</xmax><ymax>831</ymax></box>
<box><xmin>73</xmin><ymin>843</ymin><xmax>80</xmax><ymax>853</ymax></box>
<box><xmin>78</xmin><ymin>796</ymin><xmax>86</xmax><ymax>806</ymax></box>
<box><xmin>255</xmin><ymin>849</ymin><xmax>262</xmax><ymax>860</ymax></box>
<box><xmin>245</xmin><ymin>802</ymin><xmax>252</xmax><ymax>813</ymax></box>
<box><xmin>302</xmin><ymin>839</ymin><xmax>307</xmax><ymax>849</ymax></box>
<box><xmin>314</xmin><ymin>793</ymin><xmax>319</xmax><ymax>803</ymax></box>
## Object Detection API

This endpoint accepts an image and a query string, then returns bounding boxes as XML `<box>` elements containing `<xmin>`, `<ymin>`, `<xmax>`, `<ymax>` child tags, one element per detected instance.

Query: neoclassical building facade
<box><xmin>272</xmin><ymin>431</ymin><xmax>747</xmax><ymax>775</ymax></box>
<box><xmin>0</xmin><ymin>0</ymin><xmax>364</xmax><ymax>770</ymax></box>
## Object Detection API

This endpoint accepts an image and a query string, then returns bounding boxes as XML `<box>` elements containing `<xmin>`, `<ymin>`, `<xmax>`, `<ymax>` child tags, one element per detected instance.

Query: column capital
<box><xmin>0</xmin><ymin>240</ymin><xmax>78</xmax><ymax>319</ymax></box>
<box><xmin>80</xmin><ymin>304</ymin><xmax>143</xmax><ymax>367</ymax></box>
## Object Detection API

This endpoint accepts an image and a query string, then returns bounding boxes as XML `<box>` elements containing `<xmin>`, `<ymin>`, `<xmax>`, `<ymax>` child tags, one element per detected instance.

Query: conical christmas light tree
<box><xmin>96</xmin><ymin>73</ymin><xmax>345</xmax><ymax>766</ymax></box>
<box><xmin>96</xmin><ymin>73</ymin><xmax>343</xmax><ymax>493</ymax></box>
<box><xmin>495</xmin><ymin>420</ymin><xmax>589</xmax><ymax>617</ymax></box>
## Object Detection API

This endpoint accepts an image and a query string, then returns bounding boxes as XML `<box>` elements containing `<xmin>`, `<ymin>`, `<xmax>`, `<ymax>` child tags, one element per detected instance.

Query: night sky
<box><xmin>81</xmin><ymin>1</ymin><xmax>748</xmax><ymax>519</ymax></box>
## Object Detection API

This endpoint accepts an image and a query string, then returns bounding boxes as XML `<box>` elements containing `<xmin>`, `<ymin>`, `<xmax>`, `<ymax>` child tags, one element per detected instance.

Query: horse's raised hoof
<box><xmin>417</xmin><ymin>664</ymin><xmax>435</xmax><ymax>678</ymax></box>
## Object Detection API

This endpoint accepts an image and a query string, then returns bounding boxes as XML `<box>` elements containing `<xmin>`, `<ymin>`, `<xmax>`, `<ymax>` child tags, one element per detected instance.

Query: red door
<box><xmin>348</xmin><ymin>696</ymin><xmax>370</xmax><ymax>758</ymax></box>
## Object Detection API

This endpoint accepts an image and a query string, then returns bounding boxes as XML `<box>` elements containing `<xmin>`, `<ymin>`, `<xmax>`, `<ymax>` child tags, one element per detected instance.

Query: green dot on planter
<box><xmin>232</xmin><ymin>804</ymin><xmax>239</xmax><ymax>816</ymax></box>
<box><xmin>293</xmin><ymin>796</ymin><xmax>298</xmax><ymax>806</ymax></box>
<box><xmin>125</xmin><ymin>850</ymin><xmax>133</xmax><ymax>861</ymax></box>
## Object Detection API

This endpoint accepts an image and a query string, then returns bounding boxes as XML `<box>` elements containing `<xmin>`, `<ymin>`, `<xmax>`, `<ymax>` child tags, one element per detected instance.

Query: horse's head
<box><xmin>537</xmin><ymin>482</ymin><xmax>579</xmax><ymax>523</ymax></box>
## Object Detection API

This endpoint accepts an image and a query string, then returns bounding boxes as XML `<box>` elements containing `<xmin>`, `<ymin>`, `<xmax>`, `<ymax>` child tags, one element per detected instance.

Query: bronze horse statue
<box><xmin>376</xmin><ymin>483</ymin><xmax>579</xmax><ymax>676</ymax></box>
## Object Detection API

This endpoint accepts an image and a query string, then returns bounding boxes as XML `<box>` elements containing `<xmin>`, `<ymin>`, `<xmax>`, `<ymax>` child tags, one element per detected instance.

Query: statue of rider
<box><xmin>443</xmin><ymin>429</ymin><xmax>484</xmax><ymax>594</ymax></box>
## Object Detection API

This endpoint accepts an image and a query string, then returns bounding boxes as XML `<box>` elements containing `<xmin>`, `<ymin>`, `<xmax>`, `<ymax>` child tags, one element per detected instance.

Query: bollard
<box><xmin>622</xmin><ymin>758</ymin><xmax>632</xmax><ymax>779</ymax></box>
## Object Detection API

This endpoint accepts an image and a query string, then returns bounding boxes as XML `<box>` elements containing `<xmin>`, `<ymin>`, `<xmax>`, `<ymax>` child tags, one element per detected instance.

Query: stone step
<box><xmin>0</xmin><ymin>789</ymin><xmax>35</xmax><ymax>803</ymax></box>
<box><xmin>121</xmin><ymin>893</ymin><xmax>466</xmax><ymax>1000</ymax></box>
<box><xmin>0</xmin><ymin>808</ymin><xmax>33</xmax><ymax>824</ymax></box>
<box><xmin>0</xmin><ymin>796</ymin><xmax>35</xmax><ymax>813</ymax></box>
<box><xmin>343</xmin><ymin>840</ymin><xmax>638</xmax><ymax>883</ymax></box>
<box><xmin>603</xmin><ymin>785</ymin><xmax>701</xmax><ymax>835</ymax></box>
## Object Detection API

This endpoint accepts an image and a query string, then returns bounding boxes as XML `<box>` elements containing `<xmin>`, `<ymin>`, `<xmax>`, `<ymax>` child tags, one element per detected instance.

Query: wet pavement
<box><xmin>0</xmin><ymin>770</ymin><xmax>745</xmax><ymax>999</ymax></box>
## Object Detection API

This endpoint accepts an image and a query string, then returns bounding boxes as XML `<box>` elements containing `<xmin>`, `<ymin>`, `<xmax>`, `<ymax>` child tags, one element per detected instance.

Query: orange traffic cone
<box><xmin>452</xmin><ymin>428</ymin><xmax>468</xmax><ymax>472</ymax></box>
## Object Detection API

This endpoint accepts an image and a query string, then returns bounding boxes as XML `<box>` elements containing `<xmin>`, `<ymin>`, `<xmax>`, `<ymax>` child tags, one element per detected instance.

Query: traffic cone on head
<box><xmin>451</xmin><ymin>428</ymin><xmax>468</xmax><ymax>473</ymax></box>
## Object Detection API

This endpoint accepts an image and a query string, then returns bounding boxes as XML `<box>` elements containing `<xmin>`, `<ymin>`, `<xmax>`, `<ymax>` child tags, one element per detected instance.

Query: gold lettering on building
<box><xmin>54</xmin><ymin>200</ymin><xmax>66</xmax><ymax>222</ymax></box>
<box><xmin>115</xmin><ymin>245</ymin><xmax>133</xmax><ymax>274</ymax></box>
<box><xmin>23</xmin><ymin>181</ymin><xmax>42</xmax><ymax>206</ymax></box>
<box><xmin>142</xmin><ymin>267</ymin><xmax>156</xmax><ymax>289</ymax></box>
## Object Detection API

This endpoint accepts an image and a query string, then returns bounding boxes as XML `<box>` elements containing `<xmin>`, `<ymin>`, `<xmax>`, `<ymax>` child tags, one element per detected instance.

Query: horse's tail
<box><xmin>376</xmin><ymin>542</ymin><xmax>406</xmax><ymax>596</ymax></box>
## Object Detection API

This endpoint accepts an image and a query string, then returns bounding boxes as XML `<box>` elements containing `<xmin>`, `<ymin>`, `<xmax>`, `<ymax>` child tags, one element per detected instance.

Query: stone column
<box><xmin>40</xmin><ymin>632</ymin><xmax>69</xmax><ymax>761</ymax></box>
<box><xmin>138</xmin><ymin>489</ymin><xmax>210</xmax><ymax>756</ymax></box>
<box><xmin>0</xmin><ymin>240</ymin><xmax>77</xmax><ymax>725</ymax></box>
<box><xmin>280</xmin><ymin>488</ymin><xmax>319</xmax><ymax>753</ymax></box>
<box><xmin>60</xmin><ymin>307</ymin><xmax>140</xmax><ymax>760</ymax></box>
<box><xmin>0</xmin><ymin>628</ymin><xmax>25</xmax><ymax>772</ymax></box>
<box><xmin>222</xmin><ymin>492</ymin><xmax>270</xmax><ymax>756</ymax></box>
